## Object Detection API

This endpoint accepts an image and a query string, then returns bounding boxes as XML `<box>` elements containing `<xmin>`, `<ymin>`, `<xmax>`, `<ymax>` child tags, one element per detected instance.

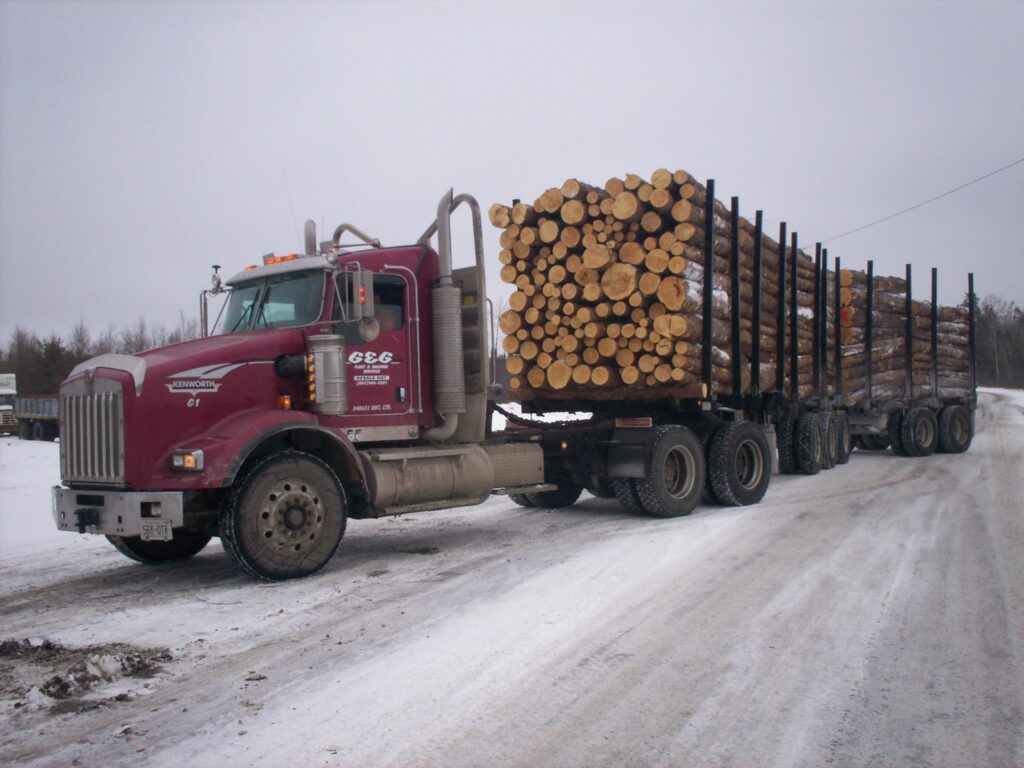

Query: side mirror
<box><xmin>357</xmin><ymin>317</ymin><xmax>380</xmax><ymax>343</ymax></box>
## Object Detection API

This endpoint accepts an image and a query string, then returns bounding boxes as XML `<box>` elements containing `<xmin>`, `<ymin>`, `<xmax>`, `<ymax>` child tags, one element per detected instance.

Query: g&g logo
<box><xmin>347</xmin><ymin>351</ymin><xmax>395</xmax><ymax>365</ymax></box>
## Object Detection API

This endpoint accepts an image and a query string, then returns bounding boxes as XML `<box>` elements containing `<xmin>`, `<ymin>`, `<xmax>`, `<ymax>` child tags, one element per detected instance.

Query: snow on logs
<box><xmin>491</xmin><ymin>169</ymin><xmax>970</xmax><ymax>402</ymax></box>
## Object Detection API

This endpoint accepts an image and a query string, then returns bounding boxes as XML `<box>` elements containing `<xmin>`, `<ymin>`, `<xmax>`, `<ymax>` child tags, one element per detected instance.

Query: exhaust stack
<box><xmin>423</xmin><ymin>189</ymin><xmax>467</xmax><ymax>441</ymax></box>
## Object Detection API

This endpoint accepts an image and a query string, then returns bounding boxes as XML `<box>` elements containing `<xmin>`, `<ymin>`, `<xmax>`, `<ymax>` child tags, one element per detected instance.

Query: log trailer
<box><xmin>50</xmin><ymin>187</ymin><xmax>976</xmax><ymax>580</ymax></box>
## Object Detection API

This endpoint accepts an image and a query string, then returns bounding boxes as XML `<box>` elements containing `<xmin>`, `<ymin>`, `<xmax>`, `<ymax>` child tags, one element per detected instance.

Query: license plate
<box><xmin>140</xmin><ymin>519</ymin><xmax>173</xmax><ymax>541</ymax></box>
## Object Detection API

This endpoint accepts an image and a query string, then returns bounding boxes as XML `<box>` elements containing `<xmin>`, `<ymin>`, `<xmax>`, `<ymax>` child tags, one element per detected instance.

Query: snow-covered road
<box><xmin>1</xmin><ymin>390</ymin><xmax>1022</xmax><ymax>767</ymax></box>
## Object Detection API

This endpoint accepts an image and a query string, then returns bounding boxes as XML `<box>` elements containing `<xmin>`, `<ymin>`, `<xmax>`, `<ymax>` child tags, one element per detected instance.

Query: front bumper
<box><xmin>52</xmin><ymin>486</ymin><xmax>184</xmax><ymax>538</ymax></box>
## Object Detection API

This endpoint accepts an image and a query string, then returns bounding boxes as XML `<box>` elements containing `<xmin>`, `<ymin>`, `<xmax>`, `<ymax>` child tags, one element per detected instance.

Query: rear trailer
<box><xmin>495</xmin><ymin>173</ymin><xmax>977</xmax><ymax>518</ymax></box>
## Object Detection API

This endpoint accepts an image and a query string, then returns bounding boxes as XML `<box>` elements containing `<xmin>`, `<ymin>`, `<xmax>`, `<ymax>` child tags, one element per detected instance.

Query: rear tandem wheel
<box><xmin>633</xmin><ymin>425</ymin><xmax>705</xmax><ymax>518</ymax></box>
<box><xmin>708</xmin><ymin>421</ymin><xmax>771</xmax><ymax>506</ymax></box>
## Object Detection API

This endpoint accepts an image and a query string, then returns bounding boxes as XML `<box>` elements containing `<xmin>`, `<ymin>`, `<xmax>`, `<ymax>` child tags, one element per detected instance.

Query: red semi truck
<box><xmin>50</xmin><ymin>190</ymin><xmax>974</xmax><ymax>580</ymax></box>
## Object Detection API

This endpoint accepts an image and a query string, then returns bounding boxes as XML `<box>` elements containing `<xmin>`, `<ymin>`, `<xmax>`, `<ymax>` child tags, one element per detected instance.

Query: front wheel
<box><xmin>107</xmin><ymin>531</ymin><xmax>213</xmax><ymax>564</ymax></box>
<box><xmin>221</xmin><ymin>451</ymin><xmax>347</xmax><ymax>580</ymax></box>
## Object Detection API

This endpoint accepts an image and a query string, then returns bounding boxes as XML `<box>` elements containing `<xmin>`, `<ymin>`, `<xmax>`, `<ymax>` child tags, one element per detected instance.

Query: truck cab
<box><xmin>51</xmin><ymin>192</ymin><xmax>547</xmax><ymax>579</ymax></box>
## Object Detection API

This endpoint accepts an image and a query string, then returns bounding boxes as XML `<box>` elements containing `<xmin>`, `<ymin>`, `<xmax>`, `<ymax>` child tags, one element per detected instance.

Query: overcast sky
<box><xmin>1</xmin><ymin>0</ymin><xmax>1022</xmax><ymax>343</ymax></box>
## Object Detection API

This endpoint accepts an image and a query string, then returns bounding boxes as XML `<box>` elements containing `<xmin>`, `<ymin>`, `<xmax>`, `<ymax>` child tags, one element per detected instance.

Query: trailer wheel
<box><xmin>819</xmin><ymin>413</ymin><xmax>838</xmax><ymax>470</ymax></box>
<box><xmin>19</xmin><ymin>420</ymin><xmax>32</xmax><ymax>441</ymax></box>
<box><xmin>938</xmin><ymin>405</ymin><xmax>972</xmax><ymax>454</ymax></box>
<box><xmin>585</xmin><ymin>477</ymin><xmax>616</xmax><ymax>499</ymax></box>
<box><xmin>221</xmin><ymin>451</ymin><xmax>347</xmax><ymax>580</ymax></box>
<box><xmin>106</xmin><ymin>531</ymin><xmax>213</xmax><ymax>564</ymax></box>
<box><xmin>528</xmin><ymin>478</ymin><xmax>583</xmax><ymax>509</ymax></box>
<box><xmin>888</xmin><ymin>410</ymin><xmax>908</xmax><ymax>456</ymax></box>
<box><xmin>834</xmin><ymin>412</ymin><xmax>852</xmax><ymax>464</ymax></box>
<box><xmin>32</xmin><ymin>421</ymin><xmax>46</xmax><ymax>441</ymax></box>
<box><xmin>508</xmin><ymin>493</ymin><xmax>538</xmax><ymax>508</ymax></box>
<box><xmin>857</xmin><ymin>434</ymin><xmax>890</xmax><ymax>451</ymax></box>
<box><xmin>611</xmin><ymin>478</ymin><xmax>646</xmax><ymax>516</ymax></box>
<box><xmin>776</xmin><ymin>412</ymin><xmax>798</xmax><ymax>475</ymax></box>
<box><xmin>634</xmin><ymin>425</ymin><xmax>705</xmax><ymax>517</ymax></box>
<box><xmin>708</xmin><ymin>422</ymin><xmax>771</xmax><ymax>506</ymax></box>
<box><xmin>901</xmin><ymin>407</ymin><xmax>938</xmax><ymax>457</ymax></box>
<box><xmin>795</xmin><ymin>415</ymin><xmax>822</xmax><ymax>475</ymax></box>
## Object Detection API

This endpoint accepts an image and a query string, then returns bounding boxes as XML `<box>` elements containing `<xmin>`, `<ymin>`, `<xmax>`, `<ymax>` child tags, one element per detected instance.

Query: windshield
<box><xmin>218</xmin><ymin>270</ymin><xmax>325</xmax><ymax>334</ymax></box>
<box><xmin>0</xmin><ymin>394</ymin><xmax>13</xmax><ymax>408</ymax></box>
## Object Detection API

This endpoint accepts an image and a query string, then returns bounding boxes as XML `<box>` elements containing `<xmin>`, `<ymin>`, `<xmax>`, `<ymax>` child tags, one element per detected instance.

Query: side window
<box><xmin>333</xmin><ymin>273</ymin><xmax>405</xmax><ymax>330</ymax></box>
<box><xmin>374</xmin><ymin>275</ymin><xmax>405</xmax><ymax>331</ymax></box>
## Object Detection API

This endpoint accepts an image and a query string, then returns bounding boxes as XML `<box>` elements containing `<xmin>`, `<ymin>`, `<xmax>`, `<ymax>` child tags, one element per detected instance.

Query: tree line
<box><xmin>1</xmin><ymin>295</ymin><xmax>1022</xmax><ymax>396</ymax></box>
<box><xmin>0</xmin><ymin>313</ymin><xmax>200</xmax><ymax>395</ymax></box>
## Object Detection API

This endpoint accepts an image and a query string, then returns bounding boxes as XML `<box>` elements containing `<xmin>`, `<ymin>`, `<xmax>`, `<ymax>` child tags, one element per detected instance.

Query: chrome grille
<box><xmin>60</xmin><ymin>380</ymin><xmax>125</xmax><ymax>485</ymax></box>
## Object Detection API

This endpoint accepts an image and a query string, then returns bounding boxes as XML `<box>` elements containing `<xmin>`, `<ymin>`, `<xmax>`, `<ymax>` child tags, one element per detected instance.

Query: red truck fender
<box><xmin>212</xmin><ymin>411</ymin><xmax>367</xmax><ymax>492</ymax></box>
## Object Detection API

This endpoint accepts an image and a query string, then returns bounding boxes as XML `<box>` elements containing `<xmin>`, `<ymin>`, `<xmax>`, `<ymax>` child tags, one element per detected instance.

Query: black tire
<box><xmin>820</xmin><ymin>413</ymin><xmax>837</xmax><ymax>470</ymax></box>
<box><xmin>834</xmin><ymin>412</ymin><xmax>852</xmax><ymax>465</ymax></box>
<box><xmin>857</xmin><ymin>433</ymin><xmax>890</xmax><ymax>451</ymax></box>
<box><xmin>529</xmin><ymin>479</ymin><xmax>584</xmax><ymax>508</ymax></box>
<box><xmin>611</xmin><ymin>477</ymin><xmax>646</xmax><ymax>516</ymax></box>
<box><xmin>221</xmin><ymin>451</ymin><xmax>347</xmax><ymax>580</ymax></box>
<box><xmin>938</xmin><ymin>405</ymin><xmax>972</xmax><ymax>454</ymax></box>
<box><xmin>106</xmin><ymin>531</ymin><xmax>213</xmax><ymax>564</ymax></box>
<box><xmin>888</xmin><ymin>410</ymin><xmax>908</xmax><ymax>456</ymax></box>
<box><xmin>19</xmin><ymin>420</ymin><xmax>32</xmax><ymax>441</ymax></box>
<box><xmin>708</xmin><ymin>421</ymin><xmax>771</xmax><ymax>506</ymax></box>
<box><xmin>634</xmin><ymin>425</ymin><xmax>705</xmax><ymax>517</ymax></box>
<box><xmin>795</xmin><ymin>415</ymin><xmax>822</xmax><ymax>475</ymax></box>
<box><xmin>901</xmin><ymin>407</ymin><xmax>938</xmax><ymax>457</ymax></box>
<box><xmin>32</xmin><ymin>421</ymin><xmax>46</xmax><ymax>441</ymax></box>
<box><xmin>776</xmin><ymin>412</ymin><xmax>798</xmax><ymax>475</ymax></box>
<box><xmin>584</xmin><ymin>477</ymin><xmax>616</xmax><ymax>499</ymax></box>
<box><xmin>508</xmin><ymin>493</ymin><xmax>537</xmax><ymax>508</ymax></box>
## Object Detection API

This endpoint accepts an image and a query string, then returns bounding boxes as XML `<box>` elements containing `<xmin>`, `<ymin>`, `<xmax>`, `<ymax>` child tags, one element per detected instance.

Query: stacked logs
<box><xmin>834</xmin><ymin>270</ymin><xmax>971</xmax><ymax>404</ymax></box>
<box><xmin>489</xmin><ymin>170</ymin><xmax>819</xmax><ymax>399</ymax></box>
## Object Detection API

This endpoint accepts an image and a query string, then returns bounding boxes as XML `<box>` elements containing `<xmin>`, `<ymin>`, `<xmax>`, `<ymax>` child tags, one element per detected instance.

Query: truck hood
<box><xmin>71</xmin><ymin>330</ymin><xmax>306</xmax><ymax>396</ymax></box>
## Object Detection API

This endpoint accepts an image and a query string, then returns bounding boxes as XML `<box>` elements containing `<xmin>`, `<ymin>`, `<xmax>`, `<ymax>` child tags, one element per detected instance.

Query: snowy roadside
<box><xmin>0</xmin><ymin>389</ymin><xmax>1022</xmax><ymax>768</ymax></box>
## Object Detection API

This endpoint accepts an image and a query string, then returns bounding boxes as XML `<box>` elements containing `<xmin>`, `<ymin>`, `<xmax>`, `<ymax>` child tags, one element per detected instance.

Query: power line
<box><xmin>824</xmin><ymin>155</ymin><xmax>1024</xmax><ymax>243</ymax></box>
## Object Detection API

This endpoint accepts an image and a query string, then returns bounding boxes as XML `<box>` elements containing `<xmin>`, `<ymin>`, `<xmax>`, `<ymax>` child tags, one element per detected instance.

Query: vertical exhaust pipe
<box><xmin>424</xmin><ymin>189</ymin><xmax>466</xmax><ymax>442</ymax></box>
<box><xmin>304</xmin><ymin>220</ymin><xmax>317</xmax><ymax>255</ymax></box>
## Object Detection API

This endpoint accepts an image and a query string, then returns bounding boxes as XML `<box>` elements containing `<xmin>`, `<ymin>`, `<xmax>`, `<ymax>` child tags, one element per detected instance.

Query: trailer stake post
<box><xmin>968</xmin><ymin>273</ymin><xmax>977</xmax><ymax>400</ymax></box>
<box><xmin>813</xmin><ymin>243</ymin><xmax>822</xmax><ymax>399</ymax></box>
<box><xmin>905</xmin><ymin>264</ymin><xmax>913</xmax><ymax>401</ymax></box>
<box><xmin>931</xmin><ymin>267</ymin><xmax>939</xmax><ymax>401</ymax></box>
<box><xmin>790</xmin><ymin>233</ymin><xmax>799</xmax><ymax>404</ymax></box>
<box><xmin>730</xmin><ymin>196</ymin><xmax>742</xmax><ymax>402</ymax></box>
<box><xmin>702</xmin><ymin>179</ymin><xmax>716</xmax><ymax>400</ymax></box>
<box><xmin>822</xmin><ymin>248</ymin><xmax>829</xmax><ymax>399</ymax></box>
<box><xmin>753</xmin><ymin>210</ymin><xmax>763</xmax><ymax>399</ymax></box>
<box><xmin>776</xmin><ymin>222</ymin><xmax>787</xmax><ymax>396</ymax></box>
<box><xmin>834</xmin><ymin>255</ymin><xmax>842</xmax><ymax>402</ymax></box>
<box><xmin>867</xmin><ymin>260</ymin><xmax>874</xmax><ymax>405</ymax></box>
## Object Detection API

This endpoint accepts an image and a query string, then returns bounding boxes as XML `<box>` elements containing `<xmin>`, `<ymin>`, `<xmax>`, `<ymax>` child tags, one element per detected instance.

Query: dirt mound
<box><xmin>0</xmin><ymin>638</ymin><xmax>172</xmax><ymax>713</ymax></box>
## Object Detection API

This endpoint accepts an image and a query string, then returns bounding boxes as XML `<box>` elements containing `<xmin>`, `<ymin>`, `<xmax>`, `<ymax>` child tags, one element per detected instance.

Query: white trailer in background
<box><xmin>0</xmin><ymin>374</ymin><xmax>16</xmax><ymax>435</ymax></box>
